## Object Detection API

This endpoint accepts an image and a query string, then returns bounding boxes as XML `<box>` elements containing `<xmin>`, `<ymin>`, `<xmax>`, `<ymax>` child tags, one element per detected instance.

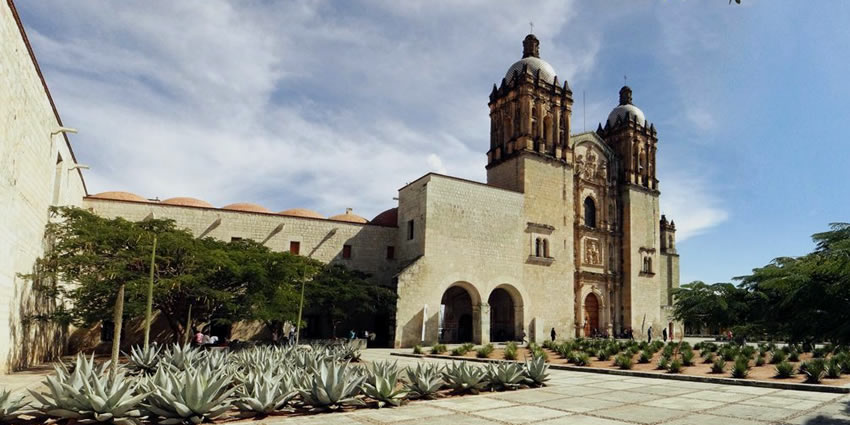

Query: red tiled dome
<box><xmin>329</xmin><ymin>209</ymin><xmax>368</xmax><ymax>224</ymax></box>
<box><xmin>90</xmin><ymin>191</ymin><xmax>147</xmax><ymax>202</ymax></box>
<box><xmin>371</xmin><ymin>208</ymin><xmax>398</xmax><ymax>227</ymax></box>
<box><xmin>161</xmin><ymin>197</ymin><xmax>213</xmax><ymax>208</ymax></box>
<box><xmin>221</xmin><ymin>203</ymin><xmax>271</xmax><ymax>213</ymax></box>
<box><xmin>279</xmin><ymin>208</ymin><xmax>325</xmax><ymax>219</ymax></box>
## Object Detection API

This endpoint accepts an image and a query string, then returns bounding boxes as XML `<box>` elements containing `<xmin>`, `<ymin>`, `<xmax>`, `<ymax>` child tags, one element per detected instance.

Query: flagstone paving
<box><xmin>3</xmin><ymin>349</ymin><xmax>849</xmax><ymax>424</ymax></box>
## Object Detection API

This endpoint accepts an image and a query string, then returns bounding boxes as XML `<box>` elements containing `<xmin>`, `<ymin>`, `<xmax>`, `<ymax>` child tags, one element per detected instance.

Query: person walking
<box><xmin>662</xmin><ymin>327</ymin><xmax>668</xmax><ymax>342</ymax></box>
<box><xmin>550</xmin><ymin>327</ymin><xmax>557</xmax><ymax>342</ymax></box>
<box><xmin>647</xmin><ymin>326</ymin><xmax>653</xmax><ymax>343</ymax></box>
<box><xmin>349</xmin><ymin>329</ymin><xmax>356</xmax><ymax>340</ymax></box>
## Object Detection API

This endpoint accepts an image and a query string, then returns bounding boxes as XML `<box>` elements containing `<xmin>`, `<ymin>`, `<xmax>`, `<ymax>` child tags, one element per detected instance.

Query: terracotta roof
<box><xmin>221</xmin><ymin>203</ymin><xmax>271</xmax><ymax>213</ymax></box>
<box><xmin>371</xmin><ymin>208</ymin><xmax>398</xmax><ymax>227</ymax></box>
<box><xmin>279</xmin><ymin>208</ymin><xmax>325</xmax><ymax>219</ymax></box>
<box><xmin>161</xmin><ymin>197</ymin><xmax>213</xmax><ymax>208</ymax></box>
<box><xmin>90</xmin><ymin>191</ymin><xmax>148</xmax><ymax>202</ymax></box>
<box><xmin>329</xmin><ymin>209</ymin><xmax>368</xmax><ymax>224</ymax></box>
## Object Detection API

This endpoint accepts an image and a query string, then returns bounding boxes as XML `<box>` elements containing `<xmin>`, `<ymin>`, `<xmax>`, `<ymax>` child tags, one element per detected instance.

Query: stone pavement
<box><xmin>2</xmin><ymin>349</ymin><xmax>848</xmax><ymax>424</ymax></box>
<box><xmin>246</xmin><ymin>349</ymin><xmax>850</xmax><ymax>425</ymax></box>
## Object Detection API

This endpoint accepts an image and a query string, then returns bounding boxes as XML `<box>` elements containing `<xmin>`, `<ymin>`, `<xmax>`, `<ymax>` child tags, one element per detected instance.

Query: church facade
<box><xmin>2</xmin><ymin>0</ymin><xmax>679</xmax><ymax>373</ymax></box>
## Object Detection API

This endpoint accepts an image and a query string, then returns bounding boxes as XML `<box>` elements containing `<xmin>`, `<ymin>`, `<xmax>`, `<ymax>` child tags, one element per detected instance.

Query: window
<box><xmin>386</xmin><ymin>246</ymin><xmax>395</xmax><ymax>260</ymax></box>
<box><xmin>289</xmin><ymin>241</ymin><xmax>300</xmax><ymax>255</ymax></box>
<box><xmin>584</xmin><ymin>197</ymin><xmax>597</xmax><ymax>228</ymax></box>
<box><xmin>407</xmin><ymin>220</ymin><xmax>415</xmax><ymax>240</ymax></box>
<box><xmin>642</xmin><ymin>257</ymin><xmax>653</xmax><ymax>274</ymax></box>
<box><xmin>342</xmin><ymin>244</ymin><xmax>352</xmax><ymax>259</ymax></box>
<box><xmin>535</xmin><ymin>238</ymin><xmax>542</xmax><ymax>257</ymax></box>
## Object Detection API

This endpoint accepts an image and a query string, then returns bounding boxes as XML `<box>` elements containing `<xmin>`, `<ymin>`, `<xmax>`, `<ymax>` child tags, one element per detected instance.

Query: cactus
<box><xmin>523</xmin><ymin>356</ymin><xmax>549</xmax><ymax>386</ymax></box>
<box><xmin>126</xmin><ymin>344</ymin><xmax>161</xmax><ymax>375</ymax></box>
<box><xmin>0</xmin><ymin>390</ymin><xmax>29</xmax><ymax>423</ymax></box>
<box><xmin>362</xmin><ymin>361</ymin><xmax>407</xmax><ymax>408</ymax></box>
<box><xmin>233</xmin><ymin>370</ymin><xmax>296</xmax><ymax>415</ymax></box>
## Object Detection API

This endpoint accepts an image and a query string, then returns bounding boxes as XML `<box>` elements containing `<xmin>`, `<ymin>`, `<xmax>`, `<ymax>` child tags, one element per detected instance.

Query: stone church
<box><xmin>2</xmin><ymin>0</ymin><xmax>679</xmax><ymax>372</ymax></box>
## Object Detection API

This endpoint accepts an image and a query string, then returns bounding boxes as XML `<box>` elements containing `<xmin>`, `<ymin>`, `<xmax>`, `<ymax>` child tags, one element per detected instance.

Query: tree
<box><xmin>671</xmin><ymin>281</ymin><xmax>747</xmax><ymax>334</ymax></box>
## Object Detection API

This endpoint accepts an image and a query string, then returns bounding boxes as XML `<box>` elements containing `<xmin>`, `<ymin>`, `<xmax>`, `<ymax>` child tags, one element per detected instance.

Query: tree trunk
<box><xmin>182</xmin><ymin>304</ymin><xmax>192</xmax><ymax>345</ymax></box>
<box><xmin>111</xmin><ymin>283</ymin><xmax>125</xmax><ymax>373</ymax></box>
<box><xmin>144</xmin><ymin>235</ymin><xmax>157</xmax><ymax>350</ymax></box>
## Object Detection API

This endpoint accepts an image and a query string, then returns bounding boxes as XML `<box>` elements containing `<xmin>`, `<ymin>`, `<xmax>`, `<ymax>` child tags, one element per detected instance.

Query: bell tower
<box><xmin>486</xmin><ymin>34</ymin><xmax>573</xmax><ymax>192</ymax></box>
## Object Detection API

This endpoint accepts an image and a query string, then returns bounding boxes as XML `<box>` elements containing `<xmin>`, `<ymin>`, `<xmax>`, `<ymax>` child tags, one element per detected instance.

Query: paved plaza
<box><xmin>2</xmin><ymin>349</ymin><xmax>848</xmax><ymax>425</ymax></box>
<box><xmin>249</xmin><ymin>349</ymin><xmax>850</xmax><ymax>425</ymax></box>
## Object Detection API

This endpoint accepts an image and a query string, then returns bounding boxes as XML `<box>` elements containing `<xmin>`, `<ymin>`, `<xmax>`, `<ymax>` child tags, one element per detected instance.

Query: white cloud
<box><xmin>660</xmin><ymin>173</ymin><xmax>729</xmax><ymax>242</ymax></box>
<box><xmin>426</xmin><ymin>154</ymin><xmax>448</xmax><ymax>175</ymax></box>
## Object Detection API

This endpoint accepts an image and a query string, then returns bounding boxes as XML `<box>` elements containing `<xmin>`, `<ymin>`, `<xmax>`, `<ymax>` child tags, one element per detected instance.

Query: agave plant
<box><xmin>144</xmin><ymin>366</ymin><xmax>234</xmax><ymax>424</ymax></box>
<box><xmin>486</xmin><ymin>362</ymin><xmax>525</xmax><ymax>391</ymax></box>
<box><xmin>362</xmin><ymin>361</ymin><xmax>407</xmax><ymax>408</ymax></box>
<box><xmin>233</xmin><ymin>369</ymin><xmax>297</xmax><ymax>416</ymax></box>
<box><xmin>801</xmin><ymin>359</ymin><xmax>826</xmax><ymax>384</ymax></box>
<box><xmin>299</xmin><ymin>361</ymin><xmax>366</xmax><ymax>410</ymax></box>
<box><xmin>442</xmin><ymin>362</ymin><xmax>488</xmax><ymax>394</ymax></box>
<box><xmin>0</xmin><ymin>390</ymin><xmax>29</xmax><ymax>423</ymax></box>
<box><xmin>523</xmin><ymin>356</ymin><xmax>549</xmax><ymax>387</ymax></box>
<box><xmin>161</xmin><ymin>344</ymin><xmax>204</xmax><ymax>372</ymax></box>
<box><xmin>126</xmin><ymin>344</ymin><xmax>162</xmax><ymax>375</ymax></box>
<box><xmin>404</xmin><ymin>364</ymin><xmax>443</xmax><ymax>400</ymax></box>
<box><xmin>30</xmin><ymin>354</ymin><xmax>148</xmax><ymax>425</ymax></box>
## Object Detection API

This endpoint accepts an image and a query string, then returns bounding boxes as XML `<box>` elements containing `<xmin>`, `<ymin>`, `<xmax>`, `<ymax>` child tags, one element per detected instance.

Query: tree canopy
<box><xmin>673</xmin><ymin>223</ymin><xmax>850</xmax><ymax>344</ymax></box>
<box><xmin>33</xmin><ymin>206</ymin><xmax>396</xmax><ymax>342</ymax></box>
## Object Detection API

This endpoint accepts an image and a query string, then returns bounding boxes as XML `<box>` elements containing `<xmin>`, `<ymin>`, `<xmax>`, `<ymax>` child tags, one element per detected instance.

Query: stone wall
<box><xmin>622</xmin><ymin>187</ymin><xmax>663</xmax><ymax>339</ymax></box>
<box><xmin>0</xmin><ymin>1</ymin><xmax>87</xmax><ymax>373</ymax></box>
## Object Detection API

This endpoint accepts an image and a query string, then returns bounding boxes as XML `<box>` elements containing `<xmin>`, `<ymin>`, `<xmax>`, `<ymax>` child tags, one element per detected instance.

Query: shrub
<box><xmin>412</xmin><ymin>345</ymin><xmax>423</xmax><ymax>355</ymax></box>
<box><xmin>656</xmin><ymin>355</ymin><xmax>670</xmax><ymax>370</ymax></box>
<box><xmin>430</xmin><ymin>344</ymin><xmax>447</xmax><ymax>355</ymax></box>
<box><xmin>639</xmin><ymin>350</ymin><xmax>652</xmax><ymax>364</ymax></box>
<box><xmin>755</xmin><ymin>356</ymin><xmax>765</xmax><ymax>367</ymax></box>
<box><xmin>503</xmin><ymin>343</ymin><xmax>518</xmax><ymax>361</ymax></box>
<box><xmin>774</xmin><ymin>360</ymin><xmax>795</xmax><ymax>378</ymax></box>
<box><xmin>801</xmin><ymin>359</ymin><xmax>826</xmax><ymax>384</ymax></box>
<box><xmin>788</xmin><ymin>351</ymin><xmax>800</xmax><ymax>362</ymax></box>
<box><xmin>770</xmin><ymin>350</ymin><xmax>786</xmax><ymax>364</ymax></box>
<box><xmin>615</xmin><ymin>354</ymin><xmax>634</xmax><ymax>370</ymax></box>
<box><xmin>702</xmin><ymin>351</ymin><xmax>715</xmax><ymax>364</ymax></box>
<box><xmin>681</xmin><ymin>350</ymin><xmax>695</xmax><ymax>366</ymax></box>
<box><xmin>826</xmin><ymin>359</ymin><xmax>842</xmax><ymax>379</ymax></box>
<box><xmin>813</xmin><ymin>347</ymin><xmax>826</xmax><ymax>358</ymax></box>
<box><xmin>476</xmin><ymin>344</ymin><xmax>494</xmax><ymax>359</ymax></box>
<box><xmin>668</xmin><ymin>359</ymin><xmax>683</xmax><ymax>373</ymax></box>
<box><xmin>574</xmin><ymin>352</ymin><xmax>591</xmax><ymax>366</ymax></box>
<box><xmin>711</xmin><ymin>357</ymin><xmax>727</xmax><ymax>374</ymax></box>
<box><xmin>721</xmin><ymin>348</ymin><xmax>735</xmax><ymax>361</ymax></box>
<box><xmin>741</xmin><ymin>346</ymin><xmax>756</xmax><ymax>359</ymax></box>
<box><xmin>731</xmin><ymin>356</ymin><xmax>750</xmax><ymax>379</ymax></box>
<box><xmin>596</xmin><ymin>350</ymin><xmax>610</xmax><ymax>361</ymax></box>
<box><xmin>451</xmin><ymin>343</ymin><xmax>475</xmax><ymax>357</ymax></box>
<box><xmin>834</xmin><ymin>352</ymin><xmax>850</xmax><ymax>373</ymax></box>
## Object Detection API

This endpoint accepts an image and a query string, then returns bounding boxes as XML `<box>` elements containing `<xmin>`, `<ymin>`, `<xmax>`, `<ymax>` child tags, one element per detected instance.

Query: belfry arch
<box><xmin>439</xmin><ymin>282</ymin><xmax>481</xmax><ymax>344</ymax></box>
<box><xmin>488</xmin><ymin>284</ymin><xmax>523</xmax><ymax>342</ymax></box>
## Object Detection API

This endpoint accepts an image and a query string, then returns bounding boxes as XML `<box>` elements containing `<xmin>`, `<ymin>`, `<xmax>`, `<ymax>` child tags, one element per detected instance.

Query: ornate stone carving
<box><xmin>584</xmin><ymin>239</ymin><xmax>601</xmax><ymax>265</ymax></box>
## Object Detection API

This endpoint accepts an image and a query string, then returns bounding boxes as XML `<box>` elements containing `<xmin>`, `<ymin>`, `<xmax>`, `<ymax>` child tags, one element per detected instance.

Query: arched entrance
<box><xmin>584</xmin><ymin>293</ymin><xmax>600</xmax><ymax>337</ymax></box>
<box><xmin>489</xmin><ymin>287</ymin><xmax>518</xmax><ymax>342</ymax></box>
<box><xmin>440</xmin><ymin>285</ymin><xmax>475</xmax><ymax>343</ymax></box>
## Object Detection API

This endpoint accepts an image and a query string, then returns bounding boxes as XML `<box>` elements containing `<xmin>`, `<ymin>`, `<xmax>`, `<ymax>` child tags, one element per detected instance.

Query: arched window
<box><xmin>535</xmin><ymin>238</ymin><xmax>542</xmax><ymax>257</ymax></box>
<box><xmin>584</xmin><ymin>197</ymin><xmax>597</xmax><ymax>228</ymax></box>
<box><xmin>647</xmin><ymin>257</ymin><xmax>652</xmax><ymax>273</ymax></box>
<box><xmin>543</xmin><ymin>239</ymin><xmax>550</xmax><ymax>258</ymax></box>
<box><xmin>531</xmin><ymin>107</ymin><xmax>539</xmax><ymax>138</ymax></box>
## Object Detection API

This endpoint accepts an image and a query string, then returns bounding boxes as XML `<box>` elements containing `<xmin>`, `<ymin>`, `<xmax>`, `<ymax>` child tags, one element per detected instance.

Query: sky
<box><xmin>16</xmin><ymin>1</ymin><xmax>850</xmax><ymax>285</ymax></box>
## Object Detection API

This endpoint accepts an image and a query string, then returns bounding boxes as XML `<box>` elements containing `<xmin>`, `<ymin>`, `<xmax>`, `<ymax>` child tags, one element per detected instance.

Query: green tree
<box><xmin>671</xmin><ymin>281</ymin><xmax>748</xmax><ymax>334</ymax></box>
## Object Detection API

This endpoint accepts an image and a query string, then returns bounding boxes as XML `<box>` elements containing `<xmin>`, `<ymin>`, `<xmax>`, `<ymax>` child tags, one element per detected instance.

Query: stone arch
<box><xmin>488</xmin><ymin>284</ymin><xmax>524</xmax><ymax>342</ymax></box>
<box><xmin>543</xmin><ymin>115</ymin><xmax>553</xmax><ymax>146</ymax></box>
<box><xmin>439</xmin><ymin>282</ymin><xmax>481</xmax><ymax>343</ymax></box>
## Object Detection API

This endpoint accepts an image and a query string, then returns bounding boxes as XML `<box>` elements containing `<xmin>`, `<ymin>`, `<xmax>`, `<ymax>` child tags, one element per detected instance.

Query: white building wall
<box><xmin>0</xmin><ymin>1</ymin><xmax>87</xmax><ymax>373</ymax></box>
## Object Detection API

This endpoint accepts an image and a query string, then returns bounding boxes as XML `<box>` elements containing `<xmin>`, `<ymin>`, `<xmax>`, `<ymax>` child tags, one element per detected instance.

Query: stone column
<box><xmin>513</xmin><ymin>304</ymin><xmax>524</xmax><ymax>341</ymax></box>
<box><xmin>474</xmin><ymin>303</ymin><xmax>490</xmax><ymax>345</ymax></box>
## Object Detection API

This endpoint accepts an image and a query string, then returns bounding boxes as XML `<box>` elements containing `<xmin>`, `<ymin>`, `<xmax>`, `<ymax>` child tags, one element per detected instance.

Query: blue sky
<box><xmin>17</xmin><ymin>1</ymin><xmax>850</xmax><ymax>285</ymax></box>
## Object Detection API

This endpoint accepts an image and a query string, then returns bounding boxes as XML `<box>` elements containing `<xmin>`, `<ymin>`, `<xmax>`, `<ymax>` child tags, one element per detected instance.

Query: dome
<box><xmin>329</xmin><ymin>208</ymin><xmax>368</xmax><ymax>224</ymax></box>
<box><xmin>161</xmin><ymin>197</ymin><xmax>213</xmax><ymax>208</ymax></box>
<box><xmin>371</xmin><ymin>208</ymin><xmax>398</xmax><ymax>227</ymax></box>
<box><xmin>90</xmin><ymin>191</ymin><xmax>148</xmax><ymax>202</ymax></box>
<box><xmin>606</xmin><ymin>86</ymin><xmax>647</xmax><ymax>127</ymax></box>
<box><xmin>221</xmin><ymin>202</ymin><xmax>271</xmax><ymax>213</ymax></box>
<box><xmin>607</xmin><ymin>104</ymin><xmax>646</xmax><ymax>127</ymax></box>
<box><xmin>279</xmin><ymin>208</ymin><xmax>325</xmax><ymax>219</ymax></box>
<box><xmin>503</xmin><ymin>34</ymin><xmax>558</xmax><ymax>86</ymax></box>
<box><xmin>505</xmin><ymin>57</ymin><xmax>558</xmax><ymax>85</ymax></box>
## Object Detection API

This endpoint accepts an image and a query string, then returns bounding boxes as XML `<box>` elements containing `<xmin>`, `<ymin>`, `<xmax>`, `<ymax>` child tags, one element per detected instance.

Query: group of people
<box><xmin>646</xmin><ymin>326</ymin><xmax>670</xmax><ymax>343</ymax></box>
<box><xmin>349</xmin><ymin>329</ymin><xmax>377</xmax><ymax>343</ymax></box>
<box><xmin>192</xmin><ymin>329</ymin><xmax>222</xmax><ymax>347</ymax></box>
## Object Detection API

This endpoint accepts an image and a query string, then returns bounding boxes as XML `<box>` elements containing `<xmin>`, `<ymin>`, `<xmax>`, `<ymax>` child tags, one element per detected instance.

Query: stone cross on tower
<box><xmin>529</xmin><ymin>21</ymin><xmax>534</xmax><ymax>34</ymax></box>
